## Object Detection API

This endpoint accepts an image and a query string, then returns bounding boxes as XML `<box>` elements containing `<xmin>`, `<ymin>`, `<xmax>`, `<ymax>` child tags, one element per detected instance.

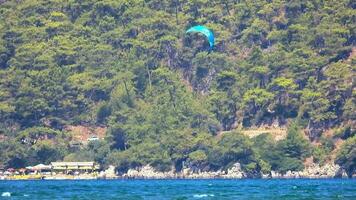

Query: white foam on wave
<box><xmin>1</xmin><ymin>192</ymin><xmax>11</xmax><ymax>197</ymax></box>
<box><xmin>193</xmin><ymin>194</ymin><xmax>214</xmax><ymax>198</ymax></box>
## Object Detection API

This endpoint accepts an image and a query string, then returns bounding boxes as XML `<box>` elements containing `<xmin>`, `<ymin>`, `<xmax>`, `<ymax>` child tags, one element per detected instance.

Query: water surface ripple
<box><xmin>0</xmin><ymin>179</ymin><xmax>355</xmax><ymax>199</ymax></box>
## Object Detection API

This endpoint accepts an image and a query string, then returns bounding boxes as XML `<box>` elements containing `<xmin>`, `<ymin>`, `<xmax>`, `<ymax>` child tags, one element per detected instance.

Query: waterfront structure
<box><xmin>51</xmin><ymin>162</ymin><xmax>100</xmax><ymax>174</ymax></box>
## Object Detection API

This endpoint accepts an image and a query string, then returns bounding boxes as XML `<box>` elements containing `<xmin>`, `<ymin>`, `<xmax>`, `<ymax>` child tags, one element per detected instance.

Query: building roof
<box><xmin>51</xmin><ymin>162</ymin><xmax>95</xmax><ymax>166</ymax></box>
<box><xmin>51</xmin><ymin>162</ymin><xmax>99</xmax><ymax>170</ymax></box>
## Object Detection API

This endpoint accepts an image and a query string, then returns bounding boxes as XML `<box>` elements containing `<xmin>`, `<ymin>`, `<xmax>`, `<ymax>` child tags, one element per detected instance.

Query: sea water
<box><xmin>0</xmin><ymin>179</ymin><xmax>355</xmax><ymax>199</ymax></box>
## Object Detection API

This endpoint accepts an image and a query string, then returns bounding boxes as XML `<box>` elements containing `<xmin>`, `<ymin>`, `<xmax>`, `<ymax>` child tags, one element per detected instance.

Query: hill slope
<box><xmin>0</xmin><ymin>0</ymin><xmax>355</xmax><ymax>176</ymax></box>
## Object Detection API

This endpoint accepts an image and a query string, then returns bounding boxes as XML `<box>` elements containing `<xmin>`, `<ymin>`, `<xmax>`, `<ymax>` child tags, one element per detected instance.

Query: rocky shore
<box><xmin>120</xmin><ymin>163</ymin><xmax>351</xmax><ymax>179</ymax></box>
<box><xmin>1</xmin><ymin>163</ymin><xmax>352</xmax><ymax>180</ymax></box>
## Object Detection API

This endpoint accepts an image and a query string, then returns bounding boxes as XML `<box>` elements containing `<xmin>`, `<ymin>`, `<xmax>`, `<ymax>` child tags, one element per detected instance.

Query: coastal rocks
<box><xmin>99</xmin><ymin>165</ymin><xmax>118</xmax><ymax>179</ymax></box>
<box><xmin>118</xmin><ymin>163</ymin><xmax>347</xmax><ymax>179</ymax></box>
<box><xmin>301</xmin><ymin>163</ymin><xmax>341</xmax><ymax>178</ymax></box>
<box><xmin>270</xmin><ymin>171</ymin><xmax>283</xmax><ymax>178</ymax></box>
<box><xmin>335</xmin><ymin>169</ymin><xmax>349</xmax><ymax>178</ymax></box>
<box><xmin>223</xmin><ymin>163</ymin><xmax>245</xmax><ymax>178</ymax></box>
<box><xmin>180</xmin><ymin>162</ymin><xmax>246</xmax><ymax>179</ymax></box>
<box><xmin>285</xmin><ymin>170</ymin><xmax>301</xmax><ymax>178</ymax></box>
<box><xmin>261</xmin><ymin>173</ymin><xmax>270</xmax><ymax>178</ymax></box>
<box><xmin>270</xmin><ymin>163</ymin><xmax>342</xmax><ymax>178</ymax></box>
<box><xmin>121</xmin><ymin>163</ymin><xmax>247</xmax><ymax>179</ymax></box>
<box><xmin>123</xmin><ymin>165</ymin><xmax>176</xmax><ymax>179</ymax></box>
<box><xmin>182</xmin><ymin>170</ymin><xmax>225</xmax><ymax>179</ymax></box>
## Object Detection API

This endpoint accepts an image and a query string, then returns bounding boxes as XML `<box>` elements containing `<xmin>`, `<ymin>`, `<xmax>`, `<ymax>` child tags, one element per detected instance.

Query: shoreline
<box><xmin>1</xmin><ymin>176</ymin><xmax>354</xmax><ymax>181</ymax></box>
<box><xmin>2</xmin><ymin>162</ymin><xmax>353</xmax><ymax>180</ymax></box>
<box><xmin>1</xmin><ymin>173</ymin><xmax>353</xmax><ymax>181</ymax></box>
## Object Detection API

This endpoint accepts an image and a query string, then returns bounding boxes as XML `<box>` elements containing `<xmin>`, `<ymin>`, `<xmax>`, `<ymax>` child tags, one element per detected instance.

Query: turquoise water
<box><xmin>0</xmin><ymin>179</ymin><xmax>355</xmax><ymax>199</ymax></box>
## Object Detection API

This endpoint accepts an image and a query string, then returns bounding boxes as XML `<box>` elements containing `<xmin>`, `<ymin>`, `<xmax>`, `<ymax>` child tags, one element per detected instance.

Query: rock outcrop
<box><xmin>123</xmin><ymin>165</ymin><xmax>176</xmax><ymax>179</ymax></box>
<box><xmin>270</xmin><ymin>163</ymin><xmax>343</xmax><ymax>178</ymax></box>
<box><xmin>121</xmin><ymin>163</ymin><xmax>246</xmax><ymax>179</ymax></box>
<box><xmin>99</xmin><ymin>165</ymin><xmax>118</xmax><ymax>179</ymax></box>
<box><xmin>223</xmin><ymin>163</ymin><xmax>245</xmax><ymax>178</ymax></box>
<box><xmin>119</xmin><ymin>163</ymin><xmax>347</xmax><ymax>179</ymax></box>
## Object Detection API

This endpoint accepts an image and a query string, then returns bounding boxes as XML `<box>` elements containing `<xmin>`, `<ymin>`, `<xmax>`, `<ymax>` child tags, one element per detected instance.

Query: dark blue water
<box><xmin>0</xmin><ymin>179</ymin><xmax>355</xmax><ymax>199</ymax></box>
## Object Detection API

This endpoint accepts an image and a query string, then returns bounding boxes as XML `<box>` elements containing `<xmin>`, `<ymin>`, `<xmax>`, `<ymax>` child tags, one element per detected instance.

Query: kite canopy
<box><xmin>186</xmin><ymin>25</ymin><xmax>214</xmax><ymax>50</ymax></box>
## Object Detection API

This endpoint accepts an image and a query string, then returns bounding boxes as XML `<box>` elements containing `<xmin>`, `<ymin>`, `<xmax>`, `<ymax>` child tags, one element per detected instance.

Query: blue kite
<box><xmin>186</xmin><ymin>25</ymin><xmax>214</xmax><ymax>51</ymax></box>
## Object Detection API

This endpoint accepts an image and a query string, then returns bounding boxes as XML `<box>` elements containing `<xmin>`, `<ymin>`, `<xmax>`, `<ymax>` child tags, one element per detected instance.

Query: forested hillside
<box><xmin>0</xmin><ymin>0</ymin><xmax>355</xmax><ymax>176</ymax></box>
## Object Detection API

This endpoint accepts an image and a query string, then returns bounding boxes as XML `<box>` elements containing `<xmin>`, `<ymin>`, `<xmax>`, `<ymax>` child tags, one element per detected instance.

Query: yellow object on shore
<box><xmin>4</xmin><ymin>173</ymin><xmax>99</xmax><ymax>180</ymax></box>
<box><xmin>10</xmin><ymin>174</ymin><xmax>43</xmax><ymax>180</ymax></box>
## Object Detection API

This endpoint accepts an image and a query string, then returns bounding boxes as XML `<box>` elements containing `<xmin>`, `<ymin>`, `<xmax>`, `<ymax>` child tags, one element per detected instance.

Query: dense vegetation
<box><xmin>0</xmin><ymin>0</ymin><xmax>354</xmax><ymax>176</ymax></box>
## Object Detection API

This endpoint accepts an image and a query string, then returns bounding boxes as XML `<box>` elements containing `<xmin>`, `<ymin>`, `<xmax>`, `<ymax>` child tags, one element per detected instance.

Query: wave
<box><xmin>193</xmin><ymin>194</ymin><xmax>214</xmax><ymax>198</ymax></box>
<box><xmin>1</xmin><ymin>192</ymin><xmax>11</xmax><ymax>197</ymax></box>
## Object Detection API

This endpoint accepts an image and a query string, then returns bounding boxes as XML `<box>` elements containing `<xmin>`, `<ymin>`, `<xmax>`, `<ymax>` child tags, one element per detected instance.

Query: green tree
<box><xmin>335</xmin><ymin>136</ymin><xmax>356</xmax><ymax>177</ymax></box>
